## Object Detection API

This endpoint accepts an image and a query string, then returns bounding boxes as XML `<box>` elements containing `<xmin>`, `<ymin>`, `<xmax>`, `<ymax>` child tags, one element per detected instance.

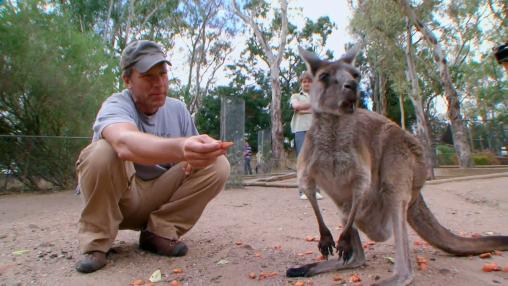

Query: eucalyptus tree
<box><xmin>177</xmin><ymin>0</ymin><xmax>236</xmax><ymax>115</ymax></box>
<box><xmin>232</xmin><ymin>0</ymin><xmax>289</xmax><ymax>170</ymax></box>
<box><xmin>350</xmin><ymin>0</ymin><xmax>435</xmax><ymax>176</ymax></box>
<box><xmin>0</xmin><ymin>1</ymin><xmax>116</xmax><ymax>190</ymax></box>
<box><xmin>227</xmin><ymin>9</ymin><xmax>335</xmax><ymax>159</ymax></box>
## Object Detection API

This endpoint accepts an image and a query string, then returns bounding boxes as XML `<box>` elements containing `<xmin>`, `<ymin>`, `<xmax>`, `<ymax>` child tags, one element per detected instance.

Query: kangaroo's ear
<box><xmin>339</xmin><ymin>42</ymin><xmax>362</xmax><ymax>65</ymax></box>
<box><xmin>298</xmin><ymin>46</ymin><xmax>323</xmax><ymax>76</ymax></box>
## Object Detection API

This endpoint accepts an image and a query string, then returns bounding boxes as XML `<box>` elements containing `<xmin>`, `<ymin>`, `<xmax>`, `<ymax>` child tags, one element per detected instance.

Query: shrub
<box><xmin>436</xmin><ymin>144</ymin><xmax>458</xmax><ymax>166</ymax></box>
<box><xmin>473</xmin><ymin>151</ymin><xmax>501</xmax><ymax>165</ymax></box>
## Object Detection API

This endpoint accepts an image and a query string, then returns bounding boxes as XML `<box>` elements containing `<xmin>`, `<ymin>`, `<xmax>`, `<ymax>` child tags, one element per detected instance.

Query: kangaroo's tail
<box><xmin>407</xmin><ymin>194</ymin><xmax>508</xmax><ymax>255</ymax></box>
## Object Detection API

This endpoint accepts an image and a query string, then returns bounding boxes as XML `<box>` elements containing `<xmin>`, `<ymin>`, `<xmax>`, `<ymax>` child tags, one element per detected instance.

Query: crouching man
<box><xmin>75</xmin><ymin>40</ymin><xmax>230</xmax><ymax>273</ymax></box>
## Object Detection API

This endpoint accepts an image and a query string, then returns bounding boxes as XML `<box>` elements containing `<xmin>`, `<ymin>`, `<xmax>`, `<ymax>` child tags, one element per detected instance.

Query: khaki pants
<box><xmin>76</xmin><ymin>140</ymin><xmax>230</xmax><ymax>253</ymax></box>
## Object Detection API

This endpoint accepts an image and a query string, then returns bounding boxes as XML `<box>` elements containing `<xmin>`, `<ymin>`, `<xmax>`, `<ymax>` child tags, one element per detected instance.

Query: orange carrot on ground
<box><xmin>350</xmin><ymin>273</ymin><xmax>362</xmax><ymax>282</ymax></box>
<box><xmin>482</xmin><ymin>262</ymin><xmax>500</xmax><ymax>272</ymax></box>
<box><xmin>479</xmin><ymin>252</ymin><xmax>492</xmax><ymax>259</ymax></box>
<box><xmin>248</xmin><ymin>272</ymin><xmax>257</xmax><ymax>279</ymax></box>
<box><xmin>131</xmin><ymin>279</ymin><xmax>144</xmax><ymax>286</ymax></box>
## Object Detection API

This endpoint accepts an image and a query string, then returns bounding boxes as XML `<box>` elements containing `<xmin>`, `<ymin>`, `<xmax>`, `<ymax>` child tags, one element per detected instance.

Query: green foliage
<box><xmin>0</xmin><ymin>2</ymin><xmax>116</xmax><ymax>190</ymax></box>
<box><xmin>435</xmin><ymin>144</ymin><xmax>458</xmax><ymax>165</ymax></box>
<box><xmin>229</xmin><ymin>13</ymin><xmax>336</xmax><ymax>150</ymax></box>
<box><xmin>472</xmin><ymin>151</ymin><xmax>500</xmax><ymax>166</ymax></box>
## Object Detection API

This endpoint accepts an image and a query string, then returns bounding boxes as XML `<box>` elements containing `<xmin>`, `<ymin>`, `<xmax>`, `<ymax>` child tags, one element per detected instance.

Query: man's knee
<box><xmin>78</xmin><ymin>140</ymin><xmax>122</xmax><ymax>173</ymax></box>
<box><xmin>213</xmin><ymin>155</ymin><xmax>231</xmax><ymax>184</ymax></box>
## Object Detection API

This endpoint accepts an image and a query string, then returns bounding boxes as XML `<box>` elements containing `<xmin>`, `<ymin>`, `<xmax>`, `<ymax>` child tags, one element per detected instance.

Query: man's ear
<box><xmin>122</xmin><ymin>75</ymin><xmax>131</xmax><ymax>88</ymax></box>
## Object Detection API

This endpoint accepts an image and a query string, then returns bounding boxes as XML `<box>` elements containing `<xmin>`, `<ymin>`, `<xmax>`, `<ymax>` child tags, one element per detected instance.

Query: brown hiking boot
<box><xmin>75</xmin><ymin>251</ymin><xmax>107</xmax><ymax>273</ymax></box>
<box><xmin>139</xmin><ymin>230</ymin><xmax>188</xmax><ymax>257</ymax></box>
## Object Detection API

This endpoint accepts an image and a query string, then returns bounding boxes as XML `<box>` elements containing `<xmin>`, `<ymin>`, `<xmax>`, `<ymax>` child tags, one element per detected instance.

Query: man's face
<box><xmin>123</xmin><ymin>62</ymin><xmax>169</xmax><ymax>115</ymax></box>
<box><xmin>301</xmin><ymin>78</ymin><xmax>312</xmax><ymax>93</ymax></box>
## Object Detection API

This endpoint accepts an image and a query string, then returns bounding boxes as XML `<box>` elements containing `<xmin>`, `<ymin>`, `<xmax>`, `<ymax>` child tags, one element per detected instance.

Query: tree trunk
<box><xmin>399</xmin><ymin>93</ymin><xmax>406</xmax><ymax>130</ymax></box>
<box><xmin>232</xmin><ymin>0</ymin><xmax>288</xmax><ymax>170</ymax></box>
<box><xmin>103</xmin><ymin>0</ymin><xmax>114</xmax><ymax>42</ymax></box>
<box><xmin>379</xmin><ymin>71</ymin><xmax>388</xmax><ymax>116</ymax></box>
<box><xmin>270</xmin><ymin>66</ymin><xmax>286</xmax><ymax>170</ymax></box>
<box><xmin>399</xmin><ymin>0</ymin><xmax>473</xmax><ymax>167</ymax></box>
<box><xmin>404</xmin><ymin>16</ymin><xmax>435</xmax><ymax>178</ymax></box>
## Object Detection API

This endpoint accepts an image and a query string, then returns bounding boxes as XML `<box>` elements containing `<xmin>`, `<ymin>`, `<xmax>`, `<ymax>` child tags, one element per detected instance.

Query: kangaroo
<box><xmin>286</xmin><ymin>46</ymin><xmax>508</xmax><ymax>286</ymax></box>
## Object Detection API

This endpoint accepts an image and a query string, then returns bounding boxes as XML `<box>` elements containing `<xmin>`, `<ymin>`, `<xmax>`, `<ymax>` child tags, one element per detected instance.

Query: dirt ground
<box><xmin>0</xmin><ymin>174</ymin><xmax>507</xmax><ymax>286</ymax></box>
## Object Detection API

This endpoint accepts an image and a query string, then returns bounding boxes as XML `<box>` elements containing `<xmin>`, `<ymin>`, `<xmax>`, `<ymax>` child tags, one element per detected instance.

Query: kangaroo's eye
<box><xmin>352</xmin><ymin>72</ymin><xmax>360</xmax><ymax>79</ymax></box>
<box><xmin>318</xmin><ymin>72</ymin><xmax>330</xmax><ymax>82</ymax></box>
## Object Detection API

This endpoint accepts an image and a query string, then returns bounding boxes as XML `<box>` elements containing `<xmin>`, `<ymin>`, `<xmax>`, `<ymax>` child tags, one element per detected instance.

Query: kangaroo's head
<box><xmin>298</xmin><ymin>46</ymin><xmax>361</xmax><ymax>115</ymax></box>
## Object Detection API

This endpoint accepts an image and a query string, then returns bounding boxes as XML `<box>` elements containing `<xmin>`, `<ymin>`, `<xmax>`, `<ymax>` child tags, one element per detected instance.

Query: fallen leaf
<box><xmin>384</xmin><ymin>256</ymin><xmax>395</xmax><ymax>264</ymax></box>
<box><xmin>172</xmin><ymin>268</ymin><xmax>184</xmax><ymax>274</ymax></box>
<box><xmin>12</xmin><ymin>249</ymin><xmax>30</xmax><ymax>256</ymax></box>
<box><xmin>149</xmin><ymin>269</ymin><xmax>162</xmax><ymax>283</ymax></box>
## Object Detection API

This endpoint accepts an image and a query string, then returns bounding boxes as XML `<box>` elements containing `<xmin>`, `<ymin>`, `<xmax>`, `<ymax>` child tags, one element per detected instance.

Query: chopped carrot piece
<box><xmin>220</xmin><ymin>141</ymin><xmax>234</xmax><ymax>149</ymax></box>
<box><xmin>350</xmin><ymin>273</ymin><xmax>362</xmax><ymax>282</ymax></box>
<box><xmin>479</xmin><ymin>252</ymin><xmax>492</xmax><ymax>259</ymax></box>
<box><xmin>482</xmin><ymin>262</ymin><xmax>500</xmax><ymax>272</ymax></box>
<box><xmin>248</xmin><ymin>272</ymin><xmax>257</xmax><ymax>279</ymax></box>
<box><xmin>131</xmin><ymin>279</ymin><xmax>144</xmax><ymax>286</ymax></box>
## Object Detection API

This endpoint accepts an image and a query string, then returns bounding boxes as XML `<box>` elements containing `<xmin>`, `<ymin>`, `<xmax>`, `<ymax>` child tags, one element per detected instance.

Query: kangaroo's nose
<box><xmin>343</xmin><ymin>79</ymin><xmax>357</xmax><ymax>91</ymax></box>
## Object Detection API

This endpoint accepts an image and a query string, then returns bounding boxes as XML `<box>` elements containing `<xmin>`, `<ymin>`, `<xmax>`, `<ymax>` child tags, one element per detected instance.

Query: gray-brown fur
<box><xmin>286</xmin><ymin>47</ymin><xmax>508</xmax><ymax>285</ymax></box>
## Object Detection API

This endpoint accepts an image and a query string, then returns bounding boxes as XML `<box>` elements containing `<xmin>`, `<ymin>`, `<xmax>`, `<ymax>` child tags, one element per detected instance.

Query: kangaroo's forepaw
<box><xmin>318</xmin><ymin>234</ymin><xmax>335</xmax><ymax>257</ymax></box>
<box><xmin>336</xmin><ymin>232</ymin><xmax>353</xmax><ymax>264</ymax></box>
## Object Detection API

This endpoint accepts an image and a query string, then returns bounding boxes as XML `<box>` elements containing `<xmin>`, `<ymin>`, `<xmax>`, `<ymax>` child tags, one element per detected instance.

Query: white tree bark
<box><xmin>232</xmin><ymin>0</ymin><xmax>289</xmax><ymax>169</ymax></box>
<box><xmin>404</xmin><ymin>16</ymin><xmax>435</xmax><ymax>178</ymax></box>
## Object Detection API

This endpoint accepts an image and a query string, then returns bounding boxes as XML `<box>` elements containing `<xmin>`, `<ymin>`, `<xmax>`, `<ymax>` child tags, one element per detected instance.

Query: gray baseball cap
<box><xmin>120</xmin><ymin>40</ymin><xmax>171</xmax><ymax>73</ymax></box>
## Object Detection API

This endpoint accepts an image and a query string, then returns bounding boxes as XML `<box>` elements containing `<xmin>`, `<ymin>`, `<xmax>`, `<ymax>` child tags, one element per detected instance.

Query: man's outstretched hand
<box><xmin>181</xmin><ymin>135</ymin><xmax>233</xmax><ymax>171</ymax></box>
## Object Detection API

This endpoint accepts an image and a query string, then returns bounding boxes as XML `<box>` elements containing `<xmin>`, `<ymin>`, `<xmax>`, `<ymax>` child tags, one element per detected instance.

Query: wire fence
<box><xmin>1</xmin><ymin>125</ymin><xmax>506</xmax><ymax>192</ymax></box>
<box><xmin>0</xmin><ymin>135</ymin><xmax>91</xmax><ymax>192</ymax></box>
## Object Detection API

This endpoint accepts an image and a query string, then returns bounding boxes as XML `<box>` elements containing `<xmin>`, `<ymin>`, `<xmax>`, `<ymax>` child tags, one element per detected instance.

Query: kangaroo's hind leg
<box><xmin>287</xmin><ymin>226</ymin><xmax>366</xmax><ymax>277</ymax></box>
<box><xmin>373</xmin><ymin>196</ymin><xmax>414</xmax><ymax>286</ymax></box>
